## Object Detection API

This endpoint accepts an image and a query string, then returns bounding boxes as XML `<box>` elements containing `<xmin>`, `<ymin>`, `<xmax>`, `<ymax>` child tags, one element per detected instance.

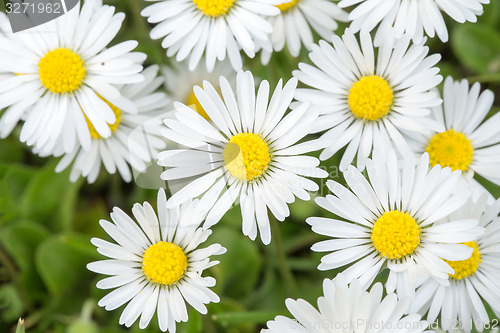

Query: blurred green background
<box><xmin>1</xmin><ymin>1</ymin><xmax>500</xmax><ymax>332</ymax></box>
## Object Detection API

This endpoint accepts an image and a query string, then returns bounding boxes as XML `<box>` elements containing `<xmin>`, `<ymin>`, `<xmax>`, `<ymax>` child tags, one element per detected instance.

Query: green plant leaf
<box><xmin>451</xmin><ymin>23</ymin><xmax>500</xmax><ymax>75</ymax></box>
<box><xmin>209</xmin><ymin>227</ymin><xmax>262</xmax><ymax>299</ymax></box>
<box><xmin>35</xmin><ymin>233</ymin><xmax>100</xmax><ymax>308</ymax></box>
<box><xmin>22</xmin><ymin>162</ymin><xmax>82</xmax><ymax>231</ymax></box>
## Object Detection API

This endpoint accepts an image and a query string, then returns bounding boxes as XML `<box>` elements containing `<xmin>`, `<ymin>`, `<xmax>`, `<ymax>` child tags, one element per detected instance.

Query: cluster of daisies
<box><xmin>0</xmin><ymin>0</ymin><xmax>498</xmax><ymax>332</ymax></box>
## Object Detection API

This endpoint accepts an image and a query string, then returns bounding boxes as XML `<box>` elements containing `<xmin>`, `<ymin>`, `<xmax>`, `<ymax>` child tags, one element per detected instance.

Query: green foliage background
<box><xmin>1</xmin><ymin>1</ymin><xmax>500</xmax><ymax>332</ymax></box>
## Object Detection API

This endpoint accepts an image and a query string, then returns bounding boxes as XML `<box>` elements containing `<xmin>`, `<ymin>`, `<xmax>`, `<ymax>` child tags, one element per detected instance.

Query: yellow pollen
<box><xmin>84</xmin><ymin>97</ymin><xmax>122</xmax><ymax>139</ymax></box>
<box><xmin>38</xmin><ymin>48</ymin><xmax>86</xmax><ymax>94</ymax></box>
<box><xmin>186</xmin><ymin>90</ymin><xmax>210</xmax><ymax>121</ymax></box>
<box><xmin>445</xmin><ymin>241</ymin><xmax>481</xmax><ymax>280</ymax></box>
<box><xmin>348</xmin><ymin>75</ymin><xmax>393</xmax><ymax>121</ymax></box>
<box><xmin>142</xmin><ymin>242</ymin><xmax>188</xmax><ymax>285</ymax></box>
<box><xmin>425</xmin><ymin>129</ymin><xmax>474</xmax><ymax>172</ymax></box>
<box><xmin>192</xmin><ymin>0</ymin><xmax>235</xmax><ymax>17</ymax></box>
<box><xmin>276</xmin><ymin>0</ymin><xmax>299</xmax><ymax>11</ymax></box>
<box><xmin>371</xmin><ymin>211</ymin><xmax>420</xmax><ymax>260</ymax></box>
<box><xmin>223</xmin><ymin>133</ymin><xmax>270</xmax><ymax>181</ymax></box>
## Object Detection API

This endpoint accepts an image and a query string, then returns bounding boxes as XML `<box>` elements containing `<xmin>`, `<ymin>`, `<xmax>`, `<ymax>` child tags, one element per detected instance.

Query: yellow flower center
<box><xmin>371</xmin><ymin>211</ymin><xmax>421</xmax><ymax>260</ymax></box>
<box><xmin>84</xmin><ymin>97</ymin><xmax>122</xmax><ymax>139</ymax></box>
<box><xmin>425</xmin><ymin>129</ymin><xmax>474</xmax><ymax>172</ymax></box>
<box><xmin>142</xmin><ymin>241</ymin><xmax>188</xmax><ymax>285</ymax></box>
<box><xmin>223</xmin><ymin>133</ymin><xmax>270</xmax><ymax>181</ymax></box>
<box><xmin>186</xmin><ymin>90</ymin><xmax>210</xmax><ymax>121</ymax></box>
<box><xmin>445</xmin><ymin>241</ymin><xmax>481</xmax><ymax>280</ymax></box>
<box><xmin>38</xmin><ymin>48</ymin><xmax>86</xmax><ymax>94</ymax></box>
<box><xmin>276</xmin><ymin>0</ymin><xmax>299</xmax><ymax>11</ymax></box>
<box><xmin>192</xmin><ymin>0</ymin><xmax>235</xmax><ymax>17</ymax></box>
<box><xmin>348</xmin><ymin>75</ymin><xmax>393</xmax><ymax>121</ymax></box>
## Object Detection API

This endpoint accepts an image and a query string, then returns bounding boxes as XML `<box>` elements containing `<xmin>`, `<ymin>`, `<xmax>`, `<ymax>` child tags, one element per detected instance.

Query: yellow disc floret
<box><xmin>142</xmin><ymin>241</ymin><xmax>188</xmax><ymax>285</ymax></box>
<box><xmin>425</xmin><ymin>129</ymin><xmax>474</xmax><ymax>172</ymax></box>
<box><xmin>186</xmin><ymin>90</ymin><xmax>210</xmax><ymax>121</ymax></box>
<box><xmin>348</xmin><ymin>75</ymin><xmax>393</xmax><ymax>121</ymax></box>
<box><xmin>38</xmin><ymin>48</ymin><xmax>86</xmax><ymax>94</ymax></box>
<box><xmin>445</xmin><ymin>241</ymin><xmax>481</xmax><ymax>280</ymax></box>
<box><xmin>84</xmin><ymin>97</ymin><xmax>122</xmax><ymax>139</ymax></box>
<box><xmin>371</xmin><ymin>211</ymin><xmax>420</xmax><ymax>260</ymax></box>
<box><xmin>192</xmin><ymin>0</ymin><xmax>235</xmax><ymax>17</ymax></box>
<box><xmin>276</xmin><ymin>0</ymin><xmax>299</xmax><ymax>12</ymax></box>
<box><xmin>223</xmin><ymin>133</ymin><xmax>270</xmax><ymax>181</ymax></box>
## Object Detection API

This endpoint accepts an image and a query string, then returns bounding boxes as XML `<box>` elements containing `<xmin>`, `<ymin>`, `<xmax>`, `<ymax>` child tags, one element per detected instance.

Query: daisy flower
<box><xmin>158</xmin><ymin>70</ymin><xmax>327</xmax><ymax>245</ymax></box>
<box><xmin>259</xmin><ymin>0</ymin><xmax>348</xmax><ymax>64</ymax></box>
<box><xmin>338</xmin><ymin>0</ymin><xmax>490</xmax><ymax>44</ymax></box>
<box><xmin>44</xmin><ymin>65</ymin><xmax>169</xmax><ymax>184</ymax></box>
<box><xmin>411</xmin><ymin>195</ymin><xmax>500</xmax><ymax>332</ymax></box>
<box><xmin>0</xmin><ymin>0</ymin><xmax>144</xmax><ymax>155</ymax></box>
<box><xmin>263</xmin><ymin>275</ymin><xmax>429</xmax><ymax>333</ymax></box>
<box><xmin>141</xmin><ymin>0</ymin><xmax>281</xmax><ymax>73</ymax></box>
<box><xmin>293</xmin><ymin>29</ymin><xmax>443</xmax><ymax>171</ymax></box>
<box><xmin>307</xmin><ymin>149</ymin><xmax>484</xmax><ymax>298</ymax></box>
<box><xmin>163</xmin><ymin>59</ymin><xmax>235</xmax><ymax>121</ymax></box>
<box><xmin>406</xmin><ymin>77</ymin><xmax>500</xmax><ymax>202</ymax></box>
<box><xmin>87</xmin><ymin>189</ymin><xmax>226</xmax><ymax>331</ymax></box>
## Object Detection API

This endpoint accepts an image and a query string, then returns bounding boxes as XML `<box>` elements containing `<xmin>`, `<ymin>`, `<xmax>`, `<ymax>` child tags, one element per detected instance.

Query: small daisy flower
<box><xmin>0</xmin><ymin>0</ymin><xmax>145</xmax><ymax>154</ymax></box>
<box><xmin>307</xmin><ymin>150</ymin><xmax>484</xmax><ymax>298</ymax></box>
<box><xmin>141</xmin><ymin>0</ymin><xmax>281</xmax><ymax>73</ymax></box>
<box><xmin>411</xmin><ymin>195</ymin><xmax>500</xmax><ymax>332</ymax></box>
<box><xmin>260</xmin><ymin>0</ymin><xmax>348</xmax><ymax>64</ymax></box>
<box><xmin>163</xmin><ymin>59</ymin><xmax>235</xmax><ymax>121</ymax></box>
<box><xmin>338</xmin><ymin>0</ymin><xmax>490</xmax><ymax>44</ymax></box>
<box><xmin>45</xmin><ymin>65</ymin><xmax>169</xmax><ymax>184</ymax></box>
<box><xmin>293</xmin><ymin>29</ymin><xmax>443</xmax><ymax>171</ymax></box>
<box><xmin>406</xmin><ymin>77</ymin><xmax>500</xmax><ymax>202</ymax></box>
<box><xmin>158</xmin><ymin>70</ymin><xmax>327</xmax><ymax>245</ymax></box>
<box><xmin>263</xmin><ymin>275</ymin><xmax>429</xmax><ymax>333</ymax></box>
<box><xmin>87</xmin><ymin>189</ymin><xmax>226</xmax><ymax>332</ymax></box>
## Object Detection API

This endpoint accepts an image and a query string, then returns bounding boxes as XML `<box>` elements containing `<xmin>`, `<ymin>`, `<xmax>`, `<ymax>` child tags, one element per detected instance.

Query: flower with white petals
<box><xmin>163</xmin><ymin>59</ymin><xmax>235</xmax><ymax>121</ymax></box>
<box><xmin>87</xmin><ymin>189</ymin><xmax>226</xmax><ymax>332</ymax></box>
<box><xmin>412</xmin><ymin>195</ymin><xmax>500</xmax><ymax>333</ymax></box>
<box><xmin>406</xmin><ymin>77</ymin><xmax>500</xmax><ymax>202</ymax></box>
<box><xmin>293</xmin><ymin>29</ymin><xmax>443</xmax><ymax>171</ymax></box>
<box><xmin>338</xmin><ymin>0</ymin><xmax>490</xmax><ymax>44</ymax></box>
<box><xmin>0</xmin><ymin>0</ymin><xmax>144</xmax><ymax>155</ymax></box>
<box><xmin>141</xmin><ymin>0</ymin><xmax>281</xmax><ymax>72</ymax></box>
<box><xmin>159</xmin><ymin>70</ymin><xmax>327</xmax><ymax>245</ymax></box>
<box><xmin>260</xmin><ymin>0</ymin><xmax>348</xmax><ymax>64</ymax></box>
<box><xmin>45</xmin><ymin>65</ymin><xmax>169</xmax><ymax>183</ymax></box>
<box><xmin>307</xmin><ymin>150</ymin><xmax>484</xmax><ymax>298</ymax></box>
<box><xmin>263</xmin><ymin>275</ymin><xmax>429</xmax><ymax>333</ymax></box>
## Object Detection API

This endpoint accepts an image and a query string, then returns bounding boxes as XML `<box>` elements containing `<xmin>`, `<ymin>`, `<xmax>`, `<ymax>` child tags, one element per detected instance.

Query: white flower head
<box><xmin>338</xmin><ymin>0</ymin><xmax>490</xmax><ymax>44</ymax></box>
<box><xmin>87</xmin><ymin>189</ymin><xmax>226</xmax><ymax>332</ymax></box>
<box><xmin>405</xmin><ymin>77</ymin><xmax>500</xmax><ymax>203</ymax></box>
<box><xmin>260</xmin><ymin>0</ymin><xmax>348</xmax><ymax>64</ymax></box>
<box><xmin>412</xmin><ymin>195</ymin><xmax>500</xmax><ymax>332</ymax></box>
<box><xmin>307</xmin><ymin>149</ymin><xmax>484</xmax><ymax>298</ymax></box>
<box><xmin>0</xmin><ymin>0</ymin><xmax>145</xmax><ymax>154</ymax></box>
<box><xmin>263</xmin><ymin>275</ymin><xmax>429</xmax><ymax>333</ymax></box>
<box><xmin>141</xmin><ymin>0</ymin><xmax>282</xmax><ymax>72</ymax></box>
<box><xmin>42</xmin><ymin>65</ymin><xmax>169</xmax><ymax>184</ymax></box>
<box><xmin>293</xmin><ymin>29</ymin><xmax>443</xmax><ymax>171</ymax></box>
<box><xmin>159</xmin><ymin>70</ymin><xmax>328</xmax><ymax>245</ymax></box>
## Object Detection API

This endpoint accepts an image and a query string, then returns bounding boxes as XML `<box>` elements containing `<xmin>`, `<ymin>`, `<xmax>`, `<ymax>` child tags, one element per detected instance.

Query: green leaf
<box><xmin>35</xmin><ymin>233</ymin><xmax>100</xmax><ymax>303</ymax></box>
<box><xmin>15</xmin><ymin>318</ymin><xmax>25</xmax><ymax>333</ymax></box>
<box><xmin>209</xmin><ymin>227</ymin><xmax>262</xmax><ymax>299</ymax></box>
<box><xmin>22</xmin><ymin>162</ymin><xmax>82</xmax><ymax>231</ymax></box>
<box><xmin>0</xmin><ymin>284</ymin><xmax>23</xmax><ymax>322</ymax></box>
<box><xmin>451</xmin><ymin>23</ymin><xmax>500</xmax><ymax>75</ymax></box>
<box><xmin>0</xmin><ymin>221</ymin><xmax>49</xmax><ymax>302</ymax></box>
